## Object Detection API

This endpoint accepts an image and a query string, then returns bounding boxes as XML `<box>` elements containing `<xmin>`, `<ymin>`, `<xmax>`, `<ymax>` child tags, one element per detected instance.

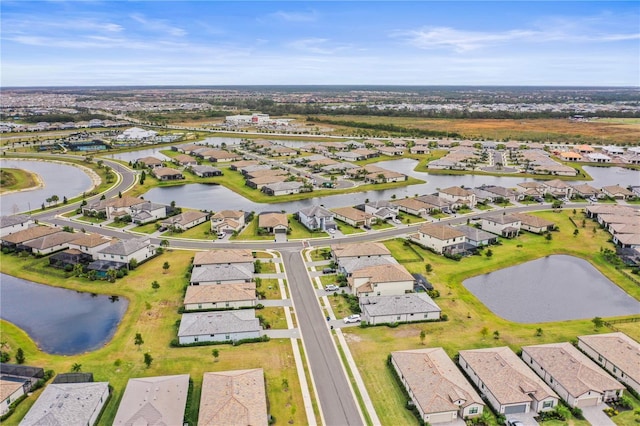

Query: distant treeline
<box><xmin>6</xmin><ymin>112</ymin><xmax>110</xmax><ymax>123</ymax></box>
<box><xmin>307</xmin><ymin>117</ymin><xmax>462</xmax><ymax>139</ymax></box>
<box><xmin>128</xmin><ymin>110</ymin><xmax>228</xmax><ymax>124</ymax></box>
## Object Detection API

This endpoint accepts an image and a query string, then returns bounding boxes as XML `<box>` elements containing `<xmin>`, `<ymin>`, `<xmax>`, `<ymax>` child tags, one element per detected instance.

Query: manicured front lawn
<box><xmin>255</xmin><ymin>260</ymin><xmax>277</xmax><ymax>274</ymax></box>
<box><xmin>287</xmin><ymin>215</ymin><xmax>329</xmax><ymax>239</ymax></box>
<box><xmin>231</xmin><ymin>217</ymin><xmax>275</xmax><ymax>241</ymax></box>
<box><xmin>396</xmin><ymin>211</ymin><xmax>426</xmax><ymax>224</ymax></box>
<box><xmin>77</xmin><ymin>214</ymin><xmax>106</xmax><ymax>224</ymax></box>
<box><xmin>319</xmin><ymin>274</ymin><xmax>338</xmax><ymax>286</ymax></box>
<box><xmin>257</xmin><ymin>278</ymin><xmax>281</xmax><ymax>300</ymax></box>
<box><xmin>258</xmin><ymin>307</ymin><xmax>288</xmax><ymax>329</ymax></box>
<box><xmin>308</xmin><ymin>248</ymin><xmax>332</xmax><ymax>261</ymax></box>
<box><xmin>335</xmin><ymin>221</ymin><xmax>365</xmax><ymax>235</ymax></box>
<box><xmin>131</xmin><ymin>221</ymin><xmax>159</xmax><ymax>234</ymax></box>
<box><xmin>164</xmin><ymin>221</ymin><xmax>212</xmax><ymax>240</ymax></box>
<box><xmin>371</xmin><ymin>221</ymin><xmax>394</xmax><ymax>230</ymax></box>
<box><xmin>0</xmin><ymin>251</ymin><xmax>306</xmax><ymax>426</ymax></box>
<box><xmin>108</xmin><ymin>220</ymin><xmax>130</xmax><ymax>228</ymax></box>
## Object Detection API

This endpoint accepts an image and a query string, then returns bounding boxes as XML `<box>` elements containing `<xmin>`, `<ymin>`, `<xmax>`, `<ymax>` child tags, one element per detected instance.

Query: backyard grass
<box><xmin>327</xmin><ymin>292</ymin><xmax>358</xmax><ymax>319</ymax></box>
<box><xmin>340</xmin><ymin>209</ymin><xmax>640</xmax><ymax>426</ymax></box>
<box><xmin>0</xmin><ymin>251</ymin><xmax>306</xmax><ymax>426</ymax></box>
<box><xmin>287</xmin><ymin>215</ymin><xmax>329</xmax><ymax>239</ymax></box>
<box><xmin>0</xmin><ymin>168</ymin><xmax>39</xmax><ymax>194</ymax></box>
<box><xmin>336</xmin><ymin>221</ymin><xmax>365</xmax><ymax>235</ymax></box>
<box><xmin>259</xmin><ymin>307</ymin><xmax>288</xmax><ymax>330</ymax></box>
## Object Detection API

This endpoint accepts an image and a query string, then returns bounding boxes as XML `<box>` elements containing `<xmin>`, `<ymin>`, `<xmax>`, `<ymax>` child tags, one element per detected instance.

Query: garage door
<box><xmin>275</xmin><ymin>228</ymin><xmax>287</xmax><ymax>233</ymax></box>
<box><xmin>427</xmin><ymin>412</ymin><xmax>454</xmax><ymax>424</ymax></box>
<box><xmin>504</xmin><ymin>404</ymin><xmax>528</xmax><ymax>414</ymax></box>
<box><xmin>576</xmin><ymin>397</ymin><xmax>600</xmax><ymax>408</ymax></box>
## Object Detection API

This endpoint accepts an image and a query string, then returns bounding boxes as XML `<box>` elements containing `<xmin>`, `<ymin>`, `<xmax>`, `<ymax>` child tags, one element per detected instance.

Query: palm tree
<box><xmin>71</xmin><ymin>363</ymin><xmax>82</xmax><ymax>372</ymax></box>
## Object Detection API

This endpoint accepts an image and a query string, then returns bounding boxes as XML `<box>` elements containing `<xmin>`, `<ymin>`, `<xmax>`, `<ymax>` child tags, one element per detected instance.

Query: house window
<box><xmin>598</xmin><ymin>355</ymin><xmax>603</xmax><ymax>362</ymax></box>
<box><xmin>543</xmin><ymin>401</ymin><xmax>554</xmax><ymax>408</ymax></box>
<box><xmin>550</xmin><ymin>377</ymin><xmax>553</xmax><ymax>383</ymax></box>
<box><xmin>397</xmin><ymin>316</ymin><xmax>401</xmax><ymax>320</ymax></box>
<box><xmin>225</xmin><ymin>334</ymin><xmax>230</xmax><ymax>340</ymax></box>
<box><xmin>424</xmin><ymin>314</ymin><xmax>429</xmax><ymax>318</ymax></box>
<box><xmin>194</xmin><ymin>337</ymin><xmax>199</xmax><ymax>342</ymax></box>
<box><xmin>613</xmin><ymin>367</ymin><xmax>617</xmax><ymax>373</ymax></box>
<box><xmin>469</xmin><ymin>407</ymin><xmax>478</xmax><ymax>414</ymax></box>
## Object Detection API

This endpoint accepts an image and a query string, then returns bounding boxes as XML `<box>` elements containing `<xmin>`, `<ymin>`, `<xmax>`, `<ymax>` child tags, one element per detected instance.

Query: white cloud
<box><xmin>287</xmin><ymin>38</ymin><xmax>350</xmax><ymax>55</ymax></box>
<box><xmin>130</xmin><ymin>13</ymin><xmax>187</xmax><ymax>37</ymax></box>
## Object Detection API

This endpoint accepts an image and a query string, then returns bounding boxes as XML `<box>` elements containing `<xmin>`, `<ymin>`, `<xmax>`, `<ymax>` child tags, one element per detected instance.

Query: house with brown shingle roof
<box><xmin>161</xmin><ymin>210</ymin><xmax>208</xmax><ymax>231</ymax></box>
<box><xmin>438</xmin><ymin>187</ymin><xmax>476</xmax><ymax>208</ymax></box>
<box><xmin>577</xmin><ymin>332</ymin><xmax>640</xmax><ymax>394</ymax></box>
<box><xmin>246</xmin><ymin>174</ymin><xmax>288</xmax><ymax>189</ymax></box>
<box><xmin>348</xmin><ymin>263</ymin><xmax>414</xmax><ymax>297</ymax></box>
<box><xmin>198</xmin><ymin>369</ymin><xmax>268</xmax><ymax>426</ymax></box>
<box><xmin>572</xmin><ymin>183</ymin><xmax>602</xmax><ymax>199</ymax></box>
<box><xmin>411</xmin><ymin>223</ymin><xmax>466</xmax><ymax>255</ymax></box>
<box><xmin>193</xmin><ymin>249</ymin><xmax>254</xmax><ymax>268</ymax></box>
<box><xmin>481</xmin><ymin>214</ymin><xmax>521</xmax><ymax>238</ymax></box>
<box><xmin>205</xmin><ymin>149</ymin><xmax>242</xmax><ymax>162</ymax></box>
<box><xmin>392</xmin><ymin>198</ymin><xmax>431</xmax><ymax>217</ymax></box>
<box><xmin>1</xmin><ymin>226</ymin><xmax>61</xmax><ymax>249</ymax></box>
<box><xmin>391</xmin><ymin>348</ymin><xmax>485</xmax><ymax>424</ymax></box>
<box><xmin>173</xmin><ymin>154</ymin><xmax>198</xmax><ymax>166</ymax></box>
<box><xmin>83</xmin><ymin>196</ymin><xmax>146</xmax><ymax>219</ymax></box>
<box><xmin>584</xmin><ymin>204</ymin><xmax>636</xmax><ymax>219</ymax></box>
<box><xmin>184</xmin><ymin>282</ymin><xmax>256</xmax><ymax>311</ymax></box>
<box><xmin>152</xmin><ymin>167</ymin><xmax>184</xmax><ymax>181</ymax></box>
<box><xmin>68</xmin><ymin>233</ymin><xmax>112</xmax><ymax>256</ymax></box>
<box><xmin>136</xmin><ymin>156</ymin><xmax>163</xmax><ymax>168</ymax></box>
<box><xmin>331</xmin><ymin>242</ymin><xmax>396</xmax><ymax>276</ymax></box>
<box><xmin>522</xmin><ymin>342</ymin><xmax>624</xmax><ymax>408</ymax></box>
<box><xmin>332</xmin><ymin>206</ymin><xmax>375</xmax><ymax>228</ymax></box>
<box><xmin>601</xmin><ymin>185</ymin><xmax>635</xmax><ymax>200</ymax></box>
<box><xmin>258</xmin><ymin>212</ymin><xmax>288</xmax><ymax>234</ymax></box>
<box><xmin>22</xmin><ymin>231</ymin><xmax>81</xmax><ymax>255</ymax></box>
<box><xmin>458</xmin><ymin>347</ymin><xmax>559</xmax><ymax>415</ymax></box>
<box><xmin>0</xmin><ymin>214</ymin><xmax>36</xmax><ymax>238</ymax></box>
<box><xmin>512</xmin><ymin>213</ymin><xmax>555</xmax><ymax>234</ymax></box>
<box><xmin>210</xmin><ymin>210</ymin><xmax>245</xmax><ymax>234</ymax></box>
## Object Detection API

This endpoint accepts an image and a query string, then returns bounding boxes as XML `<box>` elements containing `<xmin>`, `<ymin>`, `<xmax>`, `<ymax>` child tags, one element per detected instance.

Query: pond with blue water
<box><xmin>0</xmin><ymin>274</ymin><xmax>128</xmax><ymax>355</ymax></box>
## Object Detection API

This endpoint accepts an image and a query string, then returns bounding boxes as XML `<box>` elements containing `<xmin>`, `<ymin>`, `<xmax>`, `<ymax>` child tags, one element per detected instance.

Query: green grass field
<box><xmin>0</xmin><ymin>168</ymin><xmax>39</xmax><ymax>194</ymax></box>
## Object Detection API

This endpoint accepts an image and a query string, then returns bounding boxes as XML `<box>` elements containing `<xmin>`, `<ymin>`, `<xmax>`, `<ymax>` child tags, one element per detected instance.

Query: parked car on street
<box><xmin>343</xmin><ymin>314</ymin><xmax>361</xmax><ymax>324</ymax></box>
<box><xmin>325</xmin><ymin>284</ymin><xmax>340</xmax><ymax>291</ymax></box>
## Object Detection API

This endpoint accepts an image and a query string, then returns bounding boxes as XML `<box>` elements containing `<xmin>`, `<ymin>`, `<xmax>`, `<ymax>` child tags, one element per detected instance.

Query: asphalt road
<box><xmin>281</xmin><ymin>249</ymin><xmax>364</xmax><ymax>426</ymax></box>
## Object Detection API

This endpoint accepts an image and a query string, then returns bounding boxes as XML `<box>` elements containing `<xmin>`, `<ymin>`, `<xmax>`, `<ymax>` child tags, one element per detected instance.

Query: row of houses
<box><xmin>558</xmin><ymin>144</ymin><xmax>640</xmax><ymax>165</ymax></box>
<box><xmin>330</xmin><ymin>242</ymin><xmax>442</xmax><ymax>324</ymax></box>
<box><xmin>6</xmin><ymin>368</ymin><xmax>269</xmax><ymax>426</ymax></box>
<box><xmin>392</xmin><ymin>331</ymin><xmax>639</xmax><ymax>424</ymax></box>
<box><xmin>585</xmin><ymin>204</ymin><xmax>640</xmax><ymax>251</ymax></box>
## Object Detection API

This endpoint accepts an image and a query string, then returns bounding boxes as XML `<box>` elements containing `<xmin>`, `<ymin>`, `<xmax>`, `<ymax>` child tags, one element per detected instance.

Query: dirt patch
<box><xmin>343</xmin><ymin>332</ymin><xmax>363</xmax><ymax>343</ymax></box>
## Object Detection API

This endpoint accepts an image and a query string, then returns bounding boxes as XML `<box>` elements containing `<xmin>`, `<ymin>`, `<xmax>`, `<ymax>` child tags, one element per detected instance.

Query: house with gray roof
<box><xmin>481</xmin><ymin>214</ymin><xmax>521</xmax><ymax>238</ymax></box>
<box><xmin>129</xmin><ymin>201</ymin><xmax>167</xmax><ymax>224</ymax></box>
<box><xmin>95</xmin><ymin>238</ymin><xmax>155</xmax><ymax>264</ymax></box>
<box><xmin>178</xmin><ymin>310</ymin><xmax>261</xmax><ymax>344</ymax></box>
<box><xmin>190</xmin><ymin>263</ymin><xmax>254</xmax><ymax>285</ymax></box>
<box><xmin>189</xmin><ymin>165</ymin><xmax>222</xmax><ymax>177</ymax></box>
<box><xmin>261</xmin><ymin>181</ymin><xmax>304</xmax><ymax>196</ymax></box>
<box><xmin>360</xmin><ymin>293</ymin><xmax>441</xmax><ymax>325</ymax></box>
<box><xmin>198</xmin><ymin>369</ymin><xmax>268</xmax><ymax>426</ymax></box>
<box><xmin>298</xmin><ymin>205</ymin><xmax>336</xmax><ymax>232</ymax></box>
<box><xmin>0</xmin><ymin>215</ymin><xmax>35</xmax><ymax>238</ymax></box>
<box><xmin>455</xmin><ymin>225</ymin><xmax>498</xmax><ymax>247</ymax></box>
<box><xmin>22</xmin><ymin>231</ymin><xmax>80</xmax><ymax>255</ymax></box>
<box><xmin>522</xmin><ymin>342</ymin><xmax>624</xmax><ymax>408</ymax></box>
<box><xmin>113</xmin><ymin>375</ymin><xmax>189</xmax><ymax>426</ymax></box>
<box><xmin>363</xmin><ymin>200</ymin><xmax>399</xmax><ymax>221</ymax></box>
<box><xmin>20</xmin><ymin>382</ymin><xmax>109</xmax><ymax>426</ymax></box>
<box><xmin>161</xmin><ymin>210</ymin><xmax>208</xmax><ymax>231</ymax></box>
<box><xmin>391</xmin><ymin>348</ymin><xmax>484</xmax><ymax>424</ymax></box>
<box><xmin>339</xmin><ymin>256</ymin><xmax>398</xmax><ymax>276</ymax></box>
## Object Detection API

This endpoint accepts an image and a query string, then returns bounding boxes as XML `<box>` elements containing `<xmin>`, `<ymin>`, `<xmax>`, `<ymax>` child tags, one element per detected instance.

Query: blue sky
<box><xmin>1</xmin><ymin>1</ymin><xmax>638</xmax><ymax>87</ymax></box>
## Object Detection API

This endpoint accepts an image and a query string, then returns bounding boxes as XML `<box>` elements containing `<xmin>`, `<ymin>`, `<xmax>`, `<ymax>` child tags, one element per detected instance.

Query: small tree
<box><xmin>162</xmin><ymin>261</ymin><xmax>170</xmax><ymax>274</ymax></box>
<box><xmin>485</xmin><ymin>249</ymin><xmax>493</xmax><ymax>258</ymax></box>
<box><xmin>536</xmin><ymin>328</ymin><xmax>543</xmax><ymax>337</ymax></box>
<box><xmin>419</xmin><ymin>329</ymin><xmax>426</xmax><ymax>345</ymax></box>
<box><xmin>493</xmin><ymin>330</ymin><xmax>500</xmax><ymax>340</ymax></box>
<box><xmin>71</xmin><ymin>363</ymin><xmax>82</xmax><ymax>372</ymax></box>
<box><xmin>592</xmin><ymin>316</ymin><xmax>604</xmax><ymax>329</ymax></box>
<box><xmin>480</xmin><ymin>327</ymin><xmax>489</xmax><ymax>339</ymax></box>
<box><xmin>151</xmin><ymin>280</ymin><xmax>160</xmax><ymax>291</ymax></box>
<box><xmin>15</xmin><ymin>348</ymin><xmax>25</xmax><ymax>364</ymax></box>
<box><xmin>425</xmin><ymin>264</ymin><xmax>433</xmax><ymax>274</ymax></box>
<box><xmin>143</xmin><ymin>353</ymin><xmax>153</xmax><ymax>368</ymax></box>
<box><xmin>573</xmin><ymin>229</ymin><xmax>579</xmax><ymax>237</ymax></box>
<box><xmin>134</xmin><ymin>333</ymin><xmax>144</xmax><ymax>350</ymax></box>
<box><xmin>545</xmin><ymin>232</ymin><xmax>553</xmax><ymax>242</ymax></box>
<box><xmin>212</xmin><ymin>349</ymin><xmax>219</xmax><ymax>362</ymax></box>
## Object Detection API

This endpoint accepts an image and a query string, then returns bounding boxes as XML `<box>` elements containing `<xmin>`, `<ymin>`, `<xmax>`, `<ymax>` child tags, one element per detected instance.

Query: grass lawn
<box><xmin>336</xmin><ymin>221</ymin><xmax>365</xmax><ymax>235</ymax></box>
<box><xmin>371</xmin><ymin>221</ymin><xmax>394</xmax><ymax>230</ymax></box>
<box><xmin>257</xmin><ymin>278</ymin><xmax>281</xmax><ymax>300</ymax></box>
<box><xmin>231</xmin><ymin>217</ymin><xmax>275</xmax><ymax>241</ymax></box>
<box><xmin>259</xmin><ymin>307</ymin><xmax>288</xmax><ymax>329</ymax></box>
<box><xmin>108</xmin><ymin>221</ymin><xmax>130</xmax><ymax>228</ymax></box>
<box><xmin>0</xmin><ymin>168</ymin><xmax>39</xmax><ymax>194</ymax></box>
<box><xmin>131</xmin><ymin>222</ymin><xmax>159</xmax><ymax>234</ymax></box>
<box><xmin>254</xmin><ymin>251</ymin><xmax>277</xmax><ymax>259</ymax></box>
<box><xmin>0</xmin><ymin>251</ymin><xmax>306</xmax><ymax>426</ymax></box>
<box><xmin>61</xmin><ymin>210</ymin><xmax>78</xmax><ymax>218</ymax></box>
<box><xmin>396</xmin><ymin>211</ymin><xmax>426</xmax><ymax>224</ymax></box>
<box><xmin>308</xmin><ymin>248</ymin><xmax>332</xmax><ymax>262</ymax></box>
<box><xmin>327</xmin><ymin>292</ymin><xmax>358</xmax><ymax>318</ymax></box>
<box><xmin>430</xmin><ymin>212</ymin><xmax>449</xmax><ymax>219</ymax></box>
<box><xmin>77</xmin><ymin>214</ymin><xmax>107</xmax><ymax>224</ymax></box>
<box><xmin>319</xmin><ymin>274</ymin><xmax>338</xmax><ymax>286</ymax></box>
<box><xmin>163</xmin><ymin>221</ymin><xmax>212</xmax><ymax>240</ymax></box>
<box><xmin>476</xmin><ymin>203</ymin><xmax>494</xmax><ymax>210</ymax></box>
<box><xmin>287</xmin><ymin>215</ymin><xmax>329</xmax><ymax>239</ymax></box>
<box><xmin>344</xmin><ymin>209</ymin><xmax>640</xmax><ymax>426</ymax></box>
<box><xmin>256</xmin><ymin>261</ymin><xmax>277</xmax><ymax>274</ymax></box>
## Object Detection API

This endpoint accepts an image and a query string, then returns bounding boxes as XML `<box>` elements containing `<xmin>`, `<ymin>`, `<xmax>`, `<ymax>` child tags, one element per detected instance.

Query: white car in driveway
<box><xmin>343</xmin><ymin>314</ymin><xmax>361</xmax><ymax>324</ymax></box>
<box><xmin>325</xmin><ymin>284</ymin><xmax>340</xmax><ymax>292</ymax></box>
<box><xmin>328</xmin><ymin>228</ymin><xmax>336</xmax><ymax>234</ymax></box>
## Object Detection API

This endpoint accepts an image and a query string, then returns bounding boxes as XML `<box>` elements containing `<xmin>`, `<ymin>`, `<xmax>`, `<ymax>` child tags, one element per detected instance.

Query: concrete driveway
<box><xmin>581</xmin><ymin>404</ymin><xmax>615</xmax><ymax>426</ymax></box>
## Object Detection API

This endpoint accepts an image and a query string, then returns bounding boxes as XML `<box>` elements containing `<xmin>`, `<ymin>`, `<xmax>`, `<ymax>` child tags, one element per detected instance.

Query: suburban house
<box><xmin>602</xmin><ymin>145</ymin><xmax>626</xmax><ymax>156</ymax></box>
<box><xmin>391</xmin><ymin>348</ymin><xmax>485</xmax><ymax>424</ymax></box>
<box><xmin>572</xmin><ymin>183</ymin><xmax>602</xmax><ymax>199</ymax></box>
<box><xmin>438</xmin><ymin>187</ymin><xmax>477</xmax><ymax>208</ymax></box>
<box><xmin>360</xmin><ymin>293</ymin><xmax>441</xmax><ymax>325</ymax></box>
<box><xmin>0</xmin><ymin>215</ymin><xmax>35</xmax><ymax>237</ymax></box>
<box><xmin>601</xmin><ymin>185</ymin><xmax>635</xmax><ymax>200</ymax></box>
<box><xmin>410</xmin><ymin>223</ymin><xmax>467</xmax><ymax>255</ymax></box>
<box><xmin>192</xmin><ymin>249</ymin><xmax>254</xmax><ymax>270</ymax></box>
<box><xmin>297</xmin><ymin>205</ymin><xmax>336</xmax><ymax>232</ymax></box>
<box><xmin>516</xmin><ymin>182</ymin><xmax>546</xmax><ymax>198</ymax></box>
<box><xmin>513</xmin><ymin>213</ymin><xmax>555</xmax><ymax>234</ymax></box>
<box><xmin>262</xmin><ymin>181</ymin><xmax>304</xmax><ymax>196</ymax></box>
<box><xmin>332</xmin><ymin>242</ymin><xmax>396</xmax><ymax>276</ymax></box>
<box><xmin>113</xmin><ymin>375</ymin><xmax>190</xmax><ymax>426</ymax></box>
<box><xmin>129</xmin><ymin>201</ymin><xmax>167</xmax><ymax>224</ymax></box>
<box><xmin>190</xmin><ymin>165</ymin><xmax>222</xmax><ymax>177</ymax></box>
<box><xmin>152</xmin><ymin>167</ymin><xmax>184</xmax><ymax>181</ymax></box>
<box><xmin>415</xmin><ymin>194</ymin><xmax>453</xmax><ymax>214</ymax></box>
<box><xmin>364</xmin><ymin>169</ymin><xmax>407</xmax><ymax>184</ymax></box>
<box><xmin>190</xmin><ymin>263</ymin><xmax>254</xmax><ymax>285</ymax></box>
<box><xmin>542</xmin><ymin>179</ymin><xmax>574</xmax><ymax>199</ymax></box>
<box><xmin>586</xmin><ymin>153</ymin><xmax>612</xmax><ymax>163</ymax></box>
<box><xmin>173</xmin><ymin>154</ymin><xmax>198</xmax><ymax>167</ymax></box>
<box><xmin>1</xmin><ymin>226</ymin><xmax>61</xmax><ymax>251</ymax></box>
<box><xmin>204</xmin><ymin>149</ymin><xmax>241</xmax><ymax>162</ymax></box>
<box><xmin>184</xmin><ymin>283</ymin><xmax>257</xmax><ymax>311</ymax></box>
<box><xmin>584</xmin><ymin>204</ymin><xmax>637</xmax><ymax>220</ymax></box>
<box><xmin>177</xmin><ymin>310</ymin><xmax>261</xmax><ymax>344</ymax></box>
<box><xmin>1</xmin><ymin>376</ymin><xmax>26</xmax><ymax>415</ymax></box>
<box><xmin>20</xmin><ymin>382</ymin><xmax>110</xmax><ymax>426</ymax></box>
<box><xmin>456</xmin><ymin>225</ymin><xmax>498</xmax><ymax>247</ymax></box>
<box><xmin>67</xmin><ymin>233</ymin><xmax>112</xmax><ymax>256</ymax></box>
<box><xmin>210</xmin><ymin>210</ymin><xmax>245</xmax><ymax>234</ymax></box>
<box><xmin>83</xmin><ymin>196</ymin><xmax>146</xmax><ymax>219</ymax></box>
<box><xmin>198</xmin><ymin>369</ymin><xmax>268</xmax><ymax>426</ymax></box>
<box><xmin>348</xmin><ymin>263</ymin><xmax>414</xmax><ymax>297</ymax></box>
<box><xmin>522</xmin><ymin>342</ymin><xmax>624</xmax><ymax>408</ymax></box>
<box><xmin>245</xmin><ymin>169</ymin><xmax>288</xmax><ymax>180</ymax></box>
<box><xmin>392</xmin><ymin>198</ymin><xmax>430</xmax><ymax>217</ymax></box>
<box><xmin>410</xmin><ymin>143</ymin><xmax>431</xmax><ymax>155</ymax></box>
<box><xmin>332</xmin><ymin>206</ymin><xmax>375</xmax><ymax>228</ymax></box>
<box><xmin>481</xmin><ymin>214</ymin><xmax>521</xmax><ymax>238</ymax></box>
<box><xmin>22</xmin><ymin>231</ymin><xmax>80</xmax><ymax>255</ymax></box>
<box><xmin>458</xmin><ymin>347</ymin><xmax>559</xmax><ymax>416</ymax></box>
<box><xmin>362</xmin><ymin>200</ymin><xmax>399</xmax><ymax>221</ymax></box>
<box><xmin>560</xmin><ymin>151</ymin><xmax>583</xmax><ymax>162</ymax></box>
<box><xmin>479</xmin><ymin>185</ymin><xmax>519</xmax><ymax>203</ymax></box>
<box><xmin>230</xmin><ymin>160</ymin><xmax>258</xmax><ymax>171</ymax></box>
<box><xmin>160</xmin><ymin>210</ymin><xmax>209</xmax><ymax>231</ymax></box>
<box><xmin>240</xmin><ymin>164</ymin><xmax>272</xmax><ymax>175</ymax></box>
<box><xmin>269</xmin><ymin>145</ymin><xmax>297</xmax><ymax>157</ymax></box>
<box><xmin>377</xmin><ymin>146</ymin><xmax>405</xmax><ymax>156</ymax></box>
<box><xmin>136</xmin><ymin>156</ymin><xmax>163</xmax><ymax>168</ymax></box>
<box><xmin>246</xmin><ymin>174</ymin><xmax>288</xmax><ymax>190</ymax></box>
<box><xmin>95</xmin><ymin>238</ymin><xmax>155</xmax><ymax>265</ymax></box>
<box><xmin>258</xmin><ymin>212</ymin><xmax>289</xmax><ymax>234</ymax></box>
<box><xmin>577</xmin><ymin>332</ymin><xmax>640</xmax><ymax>394</ymax></box>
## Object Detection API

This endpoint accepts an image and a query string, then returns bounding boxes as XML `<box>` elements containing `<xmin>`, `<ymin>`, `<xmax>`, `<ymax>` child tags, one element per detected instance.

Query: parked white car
<box><xmin>343</xmin><ymin>314</ymin><xmax>361</xmax><ymax>324</ymax></box>
<box><xmin>325</xmin><ymin>284</ymin><xmax>340</xmax><ymax>292</ymax></box>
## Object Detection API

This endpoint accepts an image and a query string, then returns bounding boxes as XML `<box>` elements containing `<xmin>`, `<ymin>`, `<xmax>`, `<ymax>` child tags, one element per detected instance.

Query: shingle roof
<box><xmin>178</xmin><ymin>310</ymin><xmax>261</xmax><ymax>337</ymax></box>
<box><xmin>1</xmin><ymin>226</ymin><xmax>61</xmax><ymax>244</ymax></box>
<box><xmin>602</xmin><ymin>185</ymin><xmax>634</xmax><ymax>196</ymax></box>
<box><xmin>20</xmin><ymin>382</ymin><xmax>109</xmax><ymax>426</ymax></box>
<box><xmin>331</xmin><ymin>206</ymin><xmax>373</xmax><ymax>222</ymax></box>
<box><xmin>98</xmin><ymin>238</ymin><xmax>151</xmax><ymax>256</ymax></box>
<box><xmin>199</xmin><ymin>369</ymin><xmax>268</xmax><ymax>426</ymax></box>
<box><xmin>392</xmin><ymin>348</ymin><xmax>484</xmax><ymax>415</ymax></box>
<box><xmin>459</xmin><ymin>347</ymin><xmax>558</xmax><ymax>405</ymax></box>
<box><xmin>513</xmin><ymin>213</ymin><xmax>555</xmax><ymax>228</ymax></box>
<box><xmin>258</xmin><ymin>212</ymin><xmax>288</xmax><ymax>228</ymax></box>
<box><xmin>153</xmin><ymin>167</ymin><xmax>183</xmax><ymax>177</ymax></box>
<box><xmin>418</xmin><ymin>223</ymin><xmax>465</xmax><ymax>240</ymax></box>
<box><xmin>190</xmin><ymin>264</ymin><xmax>254</xmax><ymax>283</ymax></box>
<box><xmin>0</xmin><ymin>214</ymin><xmax>32</xmax><ymax>228</ymax></box>
<box><xmin>351</xmin><ymin>263</ymin><xmax>414</xmax><ymax>284</ymax></box>
<box><xmin>184</xmin><ymin>283</ymin><xmax>256</xmax><ymax>305</ymax></box>
<box><xmin>193</xmin><ymin>249</ymin><xmax>253</xmax><ymax>266</ymax></box>
<box><xmin>339</xmin><ymin>256</ymin><xmax>397</xmax><ymax>275</ymax></box>
<box><xmin>263</xmin><ymin>181</ymin><xmax>304</xmax><ymax>192</ymax></box>
<box><xmin>523</xmin><ymin>343</ymin><xmax>624</xmax><ymax>397</ymax></box>
<box><xmin>455</xmin><ymin>225</ymin><xmax>497</xmax><ymax>242</ymax></box>
<box><xmin>190</xmin><ymin>165</ymin><xmax>221</xmax><ymax>174</ymax></box>
<box><xmin>440</xmin><ymin>186</ymin><xmax>474</xmax><ymax>197</ymax></box>
<box><xmin>0</xmin><ymin>378</ymin><xmax>24</xmax><ymax>401</ymax></box>
<box><xmin>332</xmin><ymin>242</ymin><xmax>391</xmax><ymax>258</ymax></box>
<box><xmin>298</xmin><ymin>205</ymin><xmax>334</xmax><ymax>218</ymax></box>
<box><xmin>211</xmin><ymin>210</ymin><xmax>245</xmax><ymax>220</ymax></box>
<box><xmin>578</xmin><ymin>332</ymin><xmax>640</xmax><ymax>385</ymax></box>
<box><xmin>113</xmin><ymin>375</ymin><xmax>190</xmax><ymax>426</ymax></box>
<box><xmin>69</xmin><ymin>233</ymin><xmax>111</xmax><ymax>248</ymax></box>
<box><xmin>161</xmin><ymin>211</ymin><xmax>208</xmax><ymax>226</ymax></box>
<box><xmin>392</xmin><ymin>198</ymin><xmax>430</xmax><ymax>211</ymax></box>
<box><xmin>483</xmin><ymin>214</ymin><xmax>521</xmax><ymax>225</ymax></box>
<box><xmin>23</xmin><ymin>231</ymin><xmax>80</xmax><ymax>250</ymax></box>
<box><xmin>361</xmin><ymin>293</ymin><xmax>440</xmax><ymax>317</ymax></box>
